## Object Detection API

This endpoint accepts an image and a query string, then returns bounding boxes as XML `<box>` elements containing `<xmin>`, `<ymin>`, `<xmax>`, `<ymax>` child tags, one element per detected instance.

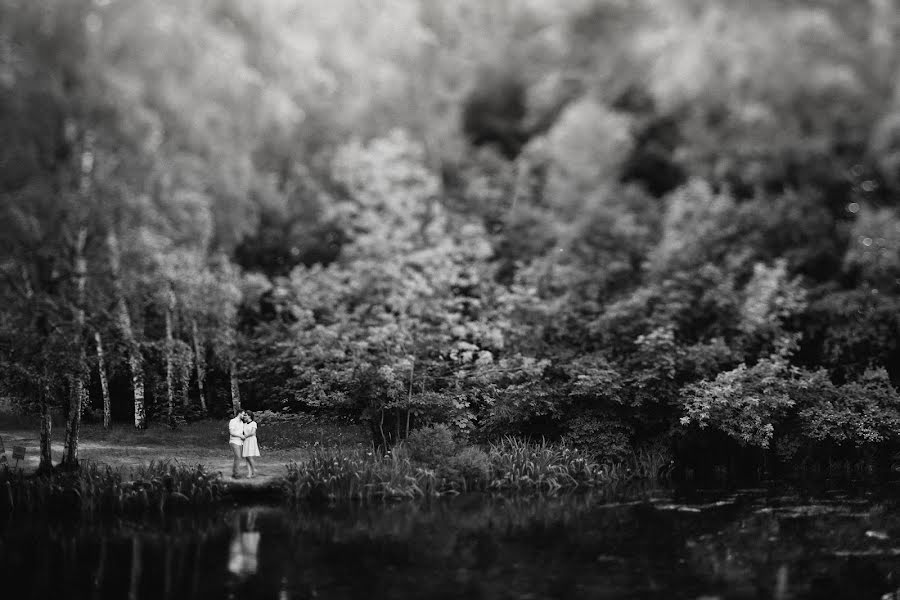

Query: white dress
<box><xmin>241</xmin><ymin>422</ymin><xmax>260</xmax><ymax>457</ymax></box>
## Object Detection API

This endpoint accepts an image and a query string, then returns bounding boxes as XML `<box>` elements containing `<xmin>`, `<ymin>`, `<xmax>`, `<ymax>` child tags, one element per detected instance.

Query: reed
<box><xmin>283</xmin><ymin>445</ymin><xmax>438</xmax><ymax>503</ymax></box>
<box><xmin>283</xmin><ymin>438</ymin><xmax>626</xmax><ymax>503</ymax></box>
<box><xmin>622</xmin><ymin>446</ymin><xmax>675</xmax><ymax>480</ymax></box>
<box><xmin>0</xmin><ymin>460</ymin><xmax>222</xmax><ymax>515</ymax></box>
<box><xmin>487</xmin><ymin>437</ymin><xmax>612</xmax><ymax>492</ymax></box>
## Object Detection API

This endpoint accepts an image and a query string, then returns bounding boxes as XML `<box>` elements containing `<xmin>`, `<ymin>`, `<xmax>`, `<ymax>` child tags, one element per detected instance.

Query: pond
<box><xmin>3</xmin><ymin>484</ymin><xmax>900</xmax><ymax>599</ymax></box>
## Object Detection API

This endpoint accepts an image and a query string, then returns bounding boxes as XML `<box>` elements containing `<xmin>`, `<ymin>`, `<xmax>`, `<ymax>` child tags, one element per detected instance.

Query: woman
<box><xmin>241</xmin><ymin>411</ymin><xmax>260</xmax><ymax>478</ymax></box>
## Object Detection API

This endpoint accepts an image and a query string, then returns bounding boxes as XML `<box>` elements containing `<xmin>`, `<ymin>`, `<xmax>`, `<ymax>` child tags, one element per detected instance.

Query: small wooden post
<box><xmin>12</xmin><ymin>446</ymin><xmax>25</xmax><ymax>470</ymax></box>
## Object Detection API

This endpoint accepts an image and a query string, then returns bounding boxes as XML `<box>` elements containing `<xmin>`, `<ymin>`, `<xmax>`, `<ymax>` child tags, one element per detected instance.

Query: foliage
<box><xmin>797</xmin><ymin>368</ymin><xmax>900</xmax><ymax>446</ymax></box>
<box><xmin>623</xmin><ymin>443</ymin><xmax>676</xmax><ymax>480</ymax></box>
<box><xmin>2</xmin><ymin>0</ymin><xmax>900</xmax><ymax>476</ymax></box>
<box><xmin>679</xmin><ymin>352</ymin><xmax>800</xmax><ymax>448</ymax></box>
<box><xmin>0</xmin><ymin>460</ymin><xmax>222</xmax><ymax>514</ymax></box>
<box><xmin>405</xmin><ymin>424</ymin><xmax>457</xmax><ymax>466</ymax></box>
<box><xmin>282</xmin><ymin>447</ymin><xmax>438</xmax><ymax>503</ymax></box>
<box><xmin>282</xmin><ymin>437</ymin><xmax>624</xmax><ymax>503</ymax></box>
<box><xmin>562</xmin><ymin>413</ymin><xmax>634</xmax><ymax>463</ymax></box>
<box><xmin>443</xmin><ymin>446</ymin><xmax>491</xmax><ymax>491</ymax></box>
<box><xmin>487</xmin><ymin>437</ymin><xmax>610</xmax><ymax>492</ymax></box>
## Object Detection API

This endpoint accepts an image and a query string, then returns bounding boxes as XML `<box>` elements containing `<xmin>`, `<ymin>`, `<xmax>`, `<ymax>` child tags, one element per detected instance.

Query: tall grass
<box><xmin>487</xmin><ymin>437</ymin><xmax>611</xmax><ymax>492</ymax></box>
<box><xmin>0</xmin><ymin>460</ymin><xmax>223</xmax><ymax>515</ymax></box>
<box><xmin>283</xmin><ymin>438</ymin><xmax>625</xmax><ymax>504</ymax></box>
<box><xmin>283</xmin><ymin>445</ymin><xmax>438</xmax><ymax>503</ymax></box>
<box><xmin>623</xmin><ymin>445</ymin><xmax>675</xmax><ymax>480</ymax></box>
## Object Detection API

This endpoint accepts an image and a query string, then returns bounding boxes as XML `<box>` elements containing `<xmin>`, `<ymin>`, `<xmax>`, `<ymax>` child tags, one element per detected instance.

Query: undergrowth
<box><xmin>282</xmin><ymin>436</ymin><xmax>663</xmax><ymax>503</ymax></box>
<box><xmin>0</xmin><ymin>460</ymin><xmax>223</xmax><ymax>515</ymax></box>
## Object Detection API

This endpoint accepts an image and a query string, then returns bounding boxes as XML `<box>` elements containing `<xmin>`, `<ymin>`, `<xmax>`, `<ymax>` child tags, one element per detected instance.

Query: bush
<box><xmin>798</xmin><ymin>368</ymin><xmax>900</xmax><ymax>446</ymax></box>
<box><xmin>679</xmin><ymin>353</ymin><xmax>799</xmax><ymax>448</ymax></box>
<box><xmin>443</xmin><ymin>447</ymin><xmax>490</xmax><ymax>491</ymax></box>
<box><xmin>406</xmin><ymin>424</ymin><xmax>457</xmax><ymax>466</ymax></box>
<box><xmin>562</xmin><ymin>413</ymin><xmax>634</xmax><ymax>462</ymax></box>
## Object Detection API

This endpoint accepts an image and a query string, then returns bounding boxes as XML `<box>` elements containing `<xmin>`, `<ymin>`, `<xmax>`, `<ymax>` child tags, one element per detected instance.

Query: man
<box><xmin>228</xmin><ymin>410</ymin><xmax>248</xmax><ymax>478</ymax></box>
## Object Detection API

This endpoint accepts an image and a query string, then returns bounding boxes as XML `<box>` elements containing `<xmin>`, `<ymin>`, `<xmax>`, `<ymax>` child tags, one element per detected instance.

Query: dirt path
<box><xmin>0</xmin><ymin>429</ymin><xmax>306</xmax><ymax>491</ymax></box>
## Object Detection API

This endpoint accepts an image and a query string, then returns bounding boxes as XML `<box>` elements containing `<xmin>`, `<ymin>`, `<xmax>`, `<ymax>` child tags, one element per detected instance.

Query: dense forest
<box><xmin>2</xmin><ymin>0</ymin><xmax>900</xmax><ymax>476</ymax></box>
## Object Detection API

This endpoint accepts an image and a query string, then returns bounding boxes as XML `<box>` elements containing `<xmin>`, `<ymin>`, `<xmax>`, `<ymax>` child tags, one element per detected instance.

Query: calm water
<box><xmin>3</xmin><ymin>484</ymin><xmax>900</xmax><ymax>599</ymax></box>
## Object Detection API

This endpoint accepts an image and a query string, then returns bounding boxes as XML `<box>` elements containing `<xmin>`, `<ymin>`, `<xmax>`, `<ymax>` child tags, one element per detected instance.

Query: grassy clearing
<box><xmin>74</xmin><ymin>413</ymin><xmax>370</xmax><ymax>451</ymax></box>
<box><xmin>0</xmin><ymin>414</ymin><xmax>370</xmax><ymax>478</ymax></box>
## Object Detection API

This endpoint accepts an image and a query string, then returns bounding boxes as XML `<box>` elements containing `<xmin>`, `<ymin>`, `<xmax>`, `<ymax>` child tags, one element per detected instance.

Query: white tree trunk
<box><xmin>191</xmin><ymin>319</ymin><xmax>207</xmax><ymax>413</ymax></box>
<box><xmin>63</xmin><ymin>226</ymin><xmax>87</xmax><ymax>468</ymax></box>
<box><xmin>108</xmin><ymin>230</ymin><xmax>146</xmax><ymax>429</ymax></box>
<box><xmin>165</xmin><ymin>283</ymin><xmax>176</xmax><ymax>425</ymax></box>
<box><xmin>95</xmin><ymin>331</ymin><xmax>111</xmax><ymax>429</ymax></box>
<box><xmin>229</xmin><ymin>355</ymin><xmax>241</xmax><ymax>414</ymax></box>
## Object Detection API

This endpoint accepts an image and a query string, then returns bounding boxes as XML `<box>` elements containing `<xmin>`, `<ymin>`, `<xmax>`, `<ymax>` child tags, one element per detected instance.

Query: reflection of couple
<box><xmin>228</xmin><ymin>410</ymin><xmax>260</xmax><ymax>478</ymax></box>
<box><xmin>228</xmin><ymin>509</ymin><xmax>261</xmax><ymax>578</ymax></box>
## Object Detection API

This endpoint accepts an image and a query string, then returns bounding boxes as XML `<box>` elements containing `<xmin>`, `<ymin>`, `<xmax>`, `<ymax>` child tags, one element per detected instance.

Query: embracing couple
<box><xmin>228</xmin><ymin>410</ymin><xmax>261</xmax><ymax>478</ymax></box>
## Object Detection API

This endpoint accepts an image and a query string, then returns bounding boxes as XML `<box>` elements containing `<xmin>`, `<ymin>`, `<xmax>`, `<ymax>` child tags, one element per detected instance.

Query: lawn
<box><xmin>0</xmin><ymin>413</ymin><xmax>371</xmax><ymax>484</ymax></box>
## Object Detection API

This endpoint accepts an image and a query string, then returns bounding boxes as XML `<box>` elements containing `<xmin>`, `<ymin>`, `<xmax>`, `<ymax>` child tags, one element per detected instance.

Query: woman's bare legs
<box><xmin>245</xmin><ymin>456</ymin><xmax>256</xmax><ymax>478</ymax></box>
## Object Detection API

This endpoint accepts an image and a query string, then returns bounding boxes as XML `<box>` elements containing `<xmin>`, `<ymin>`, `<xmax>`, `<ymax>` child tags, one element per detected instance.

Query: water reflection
<box><xmin>228</xmin><ymin>511</ymin><xmax>261</xmax><ymax>578</ymax></box>
<box><xmin>129</xmin><ymin>536</ymin><xmax>141</xmax><ymax>600</ymax></box>
<box><xmin>3</xmin><ymin>484</ymin><xmax>900</xmax><ymax>599</ymax></box>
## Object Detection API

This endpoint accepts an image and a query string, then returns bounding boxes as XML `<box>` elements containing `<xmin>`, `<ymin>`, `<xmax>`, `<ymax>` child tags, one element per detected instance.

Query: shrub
<box><xmin>406</xmin><ymin>424</ymin><xmax>457</xmax><ymax>466</ymax></box>
<box><xmin>562</xmin><ymin>413</ymin><xmax>634</xmax><ymax>462</ymax></box>
<box><xmin>443</xmin><ymin>447</ymin><xmax>490</xmax><ymax>491</ymax></box>
<box><xmin>798</xmin><ymin>367</ymin><xmax>900</xmax><ymax>446</ymax></box>
<box><xmin>679</xmin><ymin>353</ymin><xmax>800</xmax><ymax>447</ymax></box>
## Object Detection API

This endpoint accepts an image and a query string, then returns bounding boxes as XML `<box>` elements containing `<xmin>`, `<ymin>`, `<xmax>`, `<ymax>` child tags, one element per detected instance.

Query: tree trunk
<box><xmin>95</xmin><ymin>331</ymin><xmax>111</xmax><ymax>429</ymax></box>
<box><xmin>406</xmin><ymin>359</ymin><xmax>414</xmax><ymax>438</ymax></box>
<box><xmin>39</xmin><ymin>377</ymin><xmax>53</xmax><ymax>473</ymax></box>
<box><xmin>179</xmin><ymin>357</ymin><xmax>190</xmax><ymax>409</ymax></box>
<box><xmin>63</xmin><ymin>226</ymin><xmax>88</xmax><ymax>468</ymax></box>
<box><xmin>108</xmin><ymin>230</ymin><xmax>146</xmax><ymax>429</ymax></box>
<box><xmin>191</xmin><ymin>318</ymin><xmax>207</xmax><ymax>413</ymax></box>
<box><xmin>229</xmin><ymin>355</ymin><xmax>241</xmax><ymax>414</ymax></box>
<box><xmin>26</xmin><ymin>268</ymin><xmax>53</xmax><ymax>473</ymax></box>
<box><xmin>164</xmin><ymin>283</ymin><xmax>176</xmax><ymax>426</ymax></box>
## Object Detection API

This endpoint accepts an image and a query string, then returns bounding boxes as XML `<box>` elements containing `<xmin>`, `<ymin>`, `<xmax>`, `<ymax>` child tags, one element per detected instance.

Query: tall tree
<box><xmin>164</xmin><ymin>281</ymin><xmax>177</xmax><ymax>426</ymax></box>
<box><xmin>108</xmin><ymin>230</ymin><xmax>147</xmax><ymax>429</ymax></box>
<box><xmin>94</xmin><ymin>330</ymin><xmax>111</xmax><ymax>429</ymax></box>
<box><xmin>62</xmin><ymin>224</ymin><xmax>88</xmax><ymax>468</ymax></box>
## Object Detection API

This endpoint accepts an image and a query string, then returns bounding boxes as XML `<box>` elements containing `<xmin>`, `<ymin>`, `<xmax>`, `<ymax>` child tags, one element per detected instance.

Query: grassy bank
<box><xmin>0</xmin><ymin>419</ymin><xmax>671</xmax><ymax>514</ymax></box>
<box><xmin>0</xmin><ymin>438</ymin><xmax>639</xmax><ymax>514</ymax></box>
